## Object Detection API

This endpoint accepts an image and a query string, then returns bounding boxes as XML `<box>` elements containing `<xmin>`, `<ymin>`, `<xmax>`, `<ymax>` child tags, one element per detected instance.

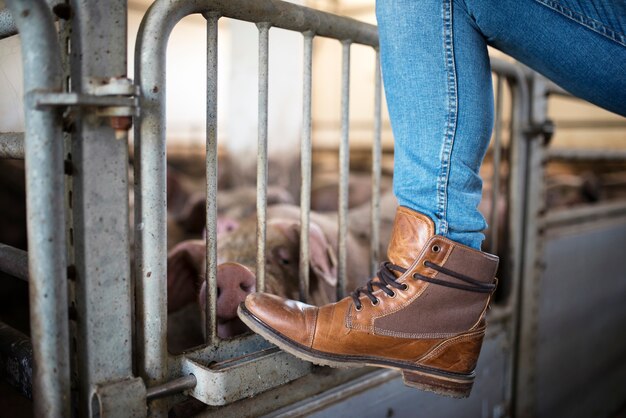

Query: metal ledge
<box><xmin>182</xmin><ymin>347</ymin><xmax>311</xmax><ymax>406</ymax></box>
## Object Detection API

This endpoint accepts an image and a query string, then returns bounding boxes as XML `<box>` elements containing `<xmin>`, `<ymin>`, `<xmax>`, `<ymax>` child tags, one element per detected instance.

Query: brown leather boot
<box><xmin>237</xmin><ymin>206</ymin><xmax>498</xmax><ymax>398</ymax></box>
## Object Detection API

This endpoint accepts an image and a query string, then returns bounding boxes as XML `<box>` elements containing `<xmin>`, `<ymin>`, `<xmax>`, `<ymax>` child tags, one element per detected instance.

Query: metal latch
<box><xmin>34</xmin><ymin>77</ymin><xmax>139</xmax><ymax>139</ymax></box>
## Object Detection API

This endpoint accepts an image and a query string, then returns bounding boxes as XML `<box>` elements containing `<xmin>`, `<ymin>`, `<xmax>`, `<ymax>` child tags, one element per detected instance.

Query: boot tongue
<box><xmin>387</xmin><ymin>207</ymin><xmax>435</xmax><ymax>270</ymax></box>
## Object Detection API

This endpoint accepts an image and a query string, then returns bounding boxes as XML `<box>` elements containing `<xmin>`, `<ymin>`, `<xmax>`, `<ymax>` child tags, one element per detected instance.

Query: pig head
<box><xmin>166</xmin><ymin>218</ymin><xmax>338</xmax><ymax>343</ymax></box>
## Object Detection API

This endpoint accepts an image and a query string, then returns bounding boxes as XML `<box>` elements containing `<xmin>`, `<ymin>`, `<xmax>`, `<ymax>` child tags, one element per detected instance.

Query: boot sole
<box><xmin>237</xmin><ymin>304</ymin><xmax>475</xmax><ymax>398</ymax></box>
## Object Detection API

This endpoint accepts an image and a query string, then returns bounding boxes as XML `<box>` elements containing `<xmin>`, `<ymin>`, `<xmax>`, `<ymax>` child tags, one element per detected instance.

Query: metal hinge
<box><xmin>33</xmin><ymin>76</ymin><xmax>139</xmax><ymax>139</ymax></box>
<box><xmin>525</xmin><ymin>119</ymin><xmax>555</xmax><ymax>145</ymax></box>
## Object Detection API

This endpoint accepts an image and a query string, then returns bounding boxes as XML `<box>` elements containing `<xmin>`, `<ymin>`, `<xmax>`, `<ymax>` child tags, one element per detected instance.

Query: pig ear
<box><xmin>270</xmin><ymin>219</ymin><xmax>337</xmax><ymax>287</ymax></box>
<box><xmin>177</xmin><ymin>192</ymin><xmax>206</xmax><ymax>233</ymax></box>
<box><xmin>304</xmin><ymin>222</ymin><xmax>338</xmax><ymax>287</ymax></box>
<box><xmin>167</xmin><ymin>240</ymin><xmax>205</xmax><ymax>313</ymax></box>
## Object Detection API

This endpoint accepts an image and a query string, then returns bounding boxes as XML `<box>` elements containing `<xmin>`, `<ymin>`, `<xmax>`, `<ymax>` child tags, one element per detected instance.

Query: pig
<box><xmin>166</xmin><ymin>201</ymin><xmax>379</xmax><ymax>350</ymax></box>
<box><xmin>165</xmin><ymin>167</ymin><xmax>295</xmax><ymax>249</ymax></box>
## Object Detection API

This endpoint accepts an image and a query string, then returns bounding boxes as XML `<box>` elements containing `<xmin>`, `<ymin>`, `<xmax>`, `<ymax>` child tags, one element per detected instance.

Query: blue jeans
<box><xmin>376</xmin><ymin>0</ymin><xmax>626</xmax><ymax>249</ymax></box>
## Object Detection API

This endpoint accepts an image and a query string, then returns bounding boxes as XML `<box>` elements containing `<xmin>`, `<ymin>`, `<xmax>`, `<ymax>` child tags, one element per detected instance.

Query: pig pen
<box><xmin>0</xmin><ymin>1</ymin><xmax>625</xmax><ymax>417</ymax></box>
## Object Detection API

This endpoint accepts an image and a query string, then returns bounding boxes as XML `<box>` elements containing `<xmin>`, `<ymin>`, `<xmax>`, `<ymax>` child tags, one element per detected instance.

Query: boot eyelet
<box><xmin>386</xmin><ymin>291</ymin><xmax>396</xmax><ymax>298</ymax></box>
<box><xmin>371</xmin><ymin>299</ymin><xmax>380</xmax><ymax>306</ymax></box>
<box><xmin>400</xmin><ymin>283</ymin><xmax>409</xmax><ymax>291</ymax></box>
<box><xmin>431</xmin><ymin>245</ymin><xmax>441</xmax><ymax>253</ymax></box>
<box><xmin>355</xmin><ymin>304</ymin><xmax>363</xmax><ymax>312</ymax></box>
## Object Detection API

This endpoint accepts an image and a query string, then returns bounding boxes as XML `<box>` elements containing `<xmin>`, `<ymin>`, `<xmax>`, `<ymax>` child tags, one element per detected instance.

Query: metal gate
<box><xmin>1</xmin><ymin>0</ymin><xmax>625</xmax><ymax>417</ymax></box>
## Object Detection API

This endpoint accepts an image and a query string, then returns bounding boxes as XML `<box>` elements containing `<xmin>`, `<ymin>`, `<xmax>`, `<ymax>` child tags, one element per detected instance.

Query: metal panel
<box><xmin>69</xmin><ymin>1</ymin><xmax>136</xmax><ymax>416</ymax></box>
<box><xmin>271</xmin><ymin>328</ymin><xmax>510</xmax><ymax>418</ymax></box>
<box><xmin>535</xmin><ymin>218</ymin><xmax>626</xmax><ymax>417</ymax></box>
<box><xmin>4</xmin><ymin>1</ymin><xmax>70</xmax><ymax>416</ymax></box>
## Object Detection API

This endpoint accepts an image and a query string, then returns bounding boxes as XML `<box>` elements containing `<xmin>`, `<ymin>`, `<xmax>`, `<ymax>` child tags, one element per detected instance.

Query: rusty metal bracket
<box><xmin>92</xmin><ymin>377</ymin><xmax>147</xmax><ymax>418</ymax></box>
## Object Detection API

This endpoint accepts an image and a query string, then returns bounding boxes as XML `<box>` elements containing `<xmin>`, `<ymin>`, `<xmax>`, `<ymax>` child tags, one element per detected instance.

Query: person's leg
<box><xmin>377</xmin><ymin>0</ymin><xmax>493</xmax><ymax>250</ymax></box>
<box><xmin>464</xmin><ymin>0</ymin><xmax>626</xmax><ymax>116</ymax></box>
<box><xmin>455</xmin><ymin>0</ymin><xmax>626</xmax><ymax>116</ymax></box>
<box><xmin>379</xmin><ymin>0</ymin><xmax>626</xmax><ymax>251</ymax></box>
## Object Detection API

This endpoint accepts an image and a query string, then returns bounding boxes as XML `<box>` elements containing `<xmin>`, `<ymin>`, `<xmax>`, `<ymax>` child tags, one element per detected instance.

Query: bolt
<box><xmin>110</xmin><ymin>116</ymin><xmax>132</xmax><ymax>140</ymax></box>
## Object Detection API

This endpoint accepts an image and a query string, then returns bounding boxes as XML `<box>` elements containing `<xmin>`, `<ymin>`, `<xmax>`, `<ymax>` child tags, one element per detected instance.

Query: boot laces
<box><xmin>351</xmin><ymin>261</ymin><xmax>407</xmax><ymax>310</ymax></box>
<box><xmin>351</xmin><ymin>260</ymin><xmax>497</xmax><ymax>311</ymax></box>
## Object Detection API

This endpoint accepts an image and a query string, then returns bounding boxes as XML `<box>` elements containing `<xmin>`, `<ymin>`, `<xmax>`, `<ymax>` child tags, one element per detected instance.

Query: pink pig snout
<box><xmin>199</xmin><ymin>262</ymin><xmax>256</xmax><ymax>338</ymax></box>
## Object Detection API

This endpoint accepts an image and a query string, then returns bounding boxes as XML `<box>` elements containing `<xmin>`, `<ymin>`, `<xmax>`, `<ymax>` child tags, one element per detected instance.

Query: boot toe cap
<box><xmin>243</xmin><ymin>293</ymin><xmax>319</xmax><ymax>348</ymax></box>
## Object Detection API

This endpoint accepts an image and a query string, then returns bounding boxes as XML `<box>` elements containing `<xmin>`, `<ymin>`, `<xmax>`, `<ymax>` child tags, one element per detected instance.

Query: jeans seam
<box><xmin>437</xmin><ymin>0</ymin><xmax>458</xmax><ymax>235</ymax></box>
<box><xmin>534</xmin><ymin>0</ymin><xmax>626</xmax><ymax>48</ymax></box>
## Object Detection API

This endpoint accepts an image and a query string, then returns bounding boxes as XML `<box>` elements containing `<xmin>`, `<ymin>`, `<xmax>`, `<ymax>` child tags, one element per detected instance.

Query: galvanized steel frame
<box><xmin>134</xmin><ymin>0</ymin><xmax>379</xmax><ymax>413</ymax></box>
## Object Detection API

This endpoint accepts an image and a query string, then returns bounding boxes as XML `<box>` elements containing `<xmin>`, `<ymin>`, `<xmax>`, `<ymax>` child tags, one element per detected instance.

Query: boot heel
<box><xmin>401</xmin><ymin>369</ymin><xmax>474</xmax><ymax>398</ymax></box>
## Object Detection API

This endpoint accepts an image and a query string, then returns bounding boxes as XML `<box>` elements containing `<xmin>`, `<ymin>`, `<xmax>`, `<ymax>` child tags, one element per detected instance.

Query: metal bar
<box><xmin>489</xmin><ymin>76</ymin><xmax>503</xmax><ymax>254</ymax></box>
<box><xmin>337</xmin><ymin>40</ymin><xmax>351</xmax><ymax>300</ymax></box>
<box><xmin>542</xmin><ymin>200</ymin><xmax>626</xmax><ymax>229</ymax></box>
<box><xmin>299</xmin><ymin>32</ymin><xmax>314</xmax><ymax>302</ymax></box>
<box><xmin>204</xmin><ymin>11</ymin><xmax>219</xmax><ymax>346</ymax></box>
<box><xmin>34</xmin><ymin>92</ymin><xmax>138</xmax><ymax>109</ymax></box>
<box><xmin>70</xmin><ymin>1</ymin><xmax>134</xmax><ymax>416</ymax></box>
<box><xmin>0</xmin><ymin>132</ymin><xmax>25</xmax><ymax>159</ymax></box>
<box><xmin>4</xmin><ymin>1</ymin><xmax>70</xmax><ymax>416</ymax></box>
<box><xmin>547</xmin><ymin>148</ymin><xmax>626</xmax><ymax>161</ymax></box>
<box><xmin>0</xmin><ymin>6</ymin><xmax>17</xmax><ymax>39</ymax></box>
<box><xmin>370</xmin><ymin>50</ymin><xmax>381</xmax><ymax>277</ymax></box>
<box><xmin>256</xmin><ymin>22</ymin><xmax>271</xmax><ymax>293</ymax></box>
<box><xmin>515</xmin><ymin>73</ymin><xmax>549</xmax><ymax>418</ymax></box>
<box><xmin>134</xmin><ymin>4</ymin><xmax>171</xmax><ymax>415</ymax></box>
<box><xmin>0</xmin><ymin>0</ymin><xmax>61</xmax><ymax>40</ymax></box>
<box><xmin>0</xmin><ymin>321</ymin><xmax>33</xmax><ymax>399</ymax></box>
<box><xmin>489</xmin><ymin>57</ymin><xmax>531</xmax><ymax>416</ymax></box>
<box><xmin>146</xmin><ymin>374</ymin><xmax>197</xmax><ymax>401</ymax></box>
<box><xmin>0</xmin><ymin>243</ymin><xmax>28</xmax><ymax>281</ymax></box>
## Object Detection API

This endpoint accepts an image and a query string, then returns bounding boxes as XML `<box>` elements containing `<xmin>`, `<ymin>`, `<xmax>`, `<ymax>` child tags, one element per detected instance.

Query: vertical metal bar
<box><xmin>205</xmin><ymin>12</ymin><xmax>219</xmax><ymax>345</ymax></box>
<box><xmin>4</xmin><ymin>1</ymin><xmax>70</xmax><ymax>416</ymax></box>
<box><xmin>256</xmin><ymin>22</ymin><xmax>271</xmax><ymax>293</ymax></box>
<box><xmin>489</xmin><ymin>76</ymin><xmax>503</xmax><ymax>255</ymax></box>
<box><xmin>370</xmin><ymin>50</ymin><xmax>382</xmax><ymax>277</ymax></box>
<box><xmin>337</xmin><ymin>40</ymin><xmax>351</xmax><ymax>300</ymax></box>
<box><xmin>70</xmin><ymin>1</ymin><xmax>134</xmax><ymax>416</ymax></box>
<box><xmin>515</xmin><ymin>74</ymin><xmax>549</xmax><ymax>418</ymax></box>
<box><xmin>299</xmin><ymin>32</ymin><xmax>314</xmax><ymax>302</ymax></box>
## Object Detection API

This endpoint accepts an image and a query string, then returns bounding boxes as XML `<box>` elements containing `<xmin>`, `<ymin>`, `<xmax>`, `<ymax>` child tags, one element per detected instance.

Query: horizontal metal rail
<box><xmin>541</xmin><ymin>200</ymin><xmax>626</xmax><ymax>229</ymax></box>
<box><xmin>0</xmin><ymin>321</ymin><xmax>33</xmax><ymax>399</ymax></box>
<box><xmin>0</xmin><ymin>243</ymin><xmax>28</xmax><ymax>281</ymax></box>
<box><xmin>0</xmin><ymin>132</ymin><xmax>24</xmax><ymax>159</ymax></box>
<box><xmin>146</xmin><ymin>374</ymin><xmax>197</xmax><ymax>401</ymax></box>
<box><xmin>547</xmin><ymin>148</ymin><xmax>626</xmax><ymax>161</ymax></box>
